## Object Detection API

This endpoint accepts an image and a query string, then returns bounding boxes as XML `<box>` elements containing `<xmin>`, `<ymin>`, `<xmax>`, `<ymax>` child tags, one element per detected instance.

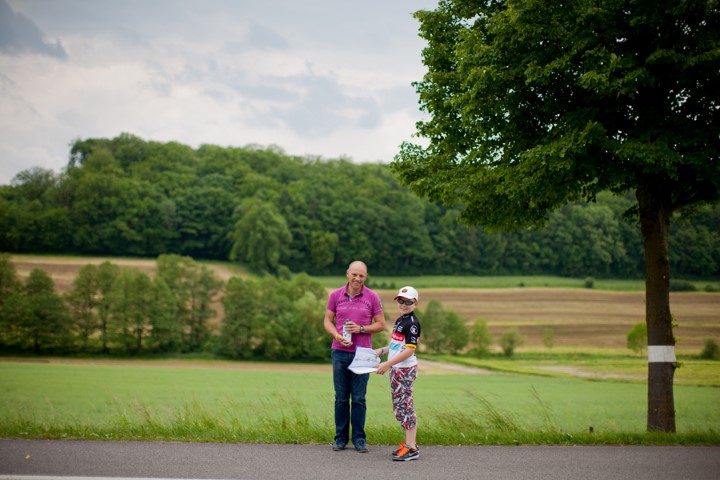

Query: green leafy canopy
<box><xmin>393</xmin><ymin>0</ymin><xmax>720</xmax><ymax>231</ymax></box>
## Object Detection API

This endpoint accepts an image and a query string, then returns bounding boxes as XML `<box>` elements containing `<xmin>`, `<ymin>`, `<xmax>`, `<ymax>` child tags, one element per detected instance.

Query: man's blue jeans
<box><xmin>332</xmin><ymin>349</ymin><xmax>369</xmax><ymax>445</ymax></box>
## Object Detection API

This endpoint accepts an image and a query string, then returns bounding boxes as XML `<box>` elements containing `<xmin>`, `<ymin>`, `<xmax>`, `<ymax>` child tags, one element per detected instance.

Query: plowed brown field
<box><xmin>378</xmin><ymin>288</ymin><xmax>720</xmax><ymax>352</ymax></box>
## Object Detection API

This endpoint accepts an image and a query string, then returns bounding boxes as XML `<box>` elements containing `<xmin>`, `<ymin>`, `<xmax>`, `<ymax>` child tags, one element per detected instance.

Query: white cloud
<box><xmin>0</xmin><ymin>0</ymin><xmax>437</xmax><ymax>184</ymax></box>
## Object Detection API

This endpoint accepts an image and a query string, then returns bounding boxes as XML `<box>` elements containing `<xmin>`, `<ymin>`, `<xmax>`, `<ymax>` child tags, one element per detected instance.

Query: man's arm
<box><xmin>367</xmin><ymin>312</ymin><xmax>386</xmax><ymax>333</ymax></box>
<box><xmin>324</xmin><ymin>309</ymin><xmax>339</xmax><ymax>338</ymax></box>
<box><xmin>324</xmin><ymin>309</ymin><xmax>351</xmax><ymax>346</ymax></box>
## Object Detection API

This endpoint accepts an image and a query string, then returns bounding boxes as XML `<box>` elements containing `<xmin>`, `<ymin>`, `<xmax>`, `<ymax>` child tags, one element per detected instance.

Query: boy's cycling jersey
<box><xmin>388</xmin><ymin>312</ymin><xmax>421</xmax><ymax>368</ymax></box>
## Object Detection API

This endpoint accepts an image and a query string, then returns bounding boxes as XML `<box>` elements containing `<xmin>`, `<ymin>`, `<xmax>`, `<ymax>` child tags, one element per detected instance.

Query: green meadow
<box><xmin>1</xmin><ymin>359</ymin><xmax>718</xmax><ymax>445</ymax></box>
<box><xmin>315</xmin><ymin>274</ymin><xmax>720</xmax><ymax>292</ymax></box>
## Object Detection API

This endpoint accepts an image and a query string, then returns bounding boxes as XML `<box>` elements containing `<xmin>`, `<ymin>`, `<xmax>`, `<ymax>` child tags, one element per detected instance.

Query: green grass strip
<box><xmin>1</xmin><ymin>361</ymin><xmax>718</xmax><ymax>445</ymax></box>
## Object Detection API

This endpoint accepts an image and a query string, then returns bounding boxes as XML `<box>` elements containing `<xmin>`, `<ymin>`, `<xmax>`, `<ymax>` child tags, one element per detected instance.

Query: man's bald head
<box><xmin>347</xmin><ymin>260</ymin><xmax>368</xmax><ymax>274</ymax></box>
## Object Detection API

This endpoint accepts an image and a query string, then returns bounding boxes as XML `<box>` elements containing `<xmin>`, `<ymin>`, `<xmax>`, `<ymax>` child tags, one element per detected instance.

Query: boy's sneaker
<box><xmin>332</xmin><ymin>440</ymin><xmax>347</xmax><ymax>451</ymax></box>
<box><xmin>391</xmin><ymin>443</ymin><xmax>406</xmax><ymax>456</ymax></box>
<box><xmin>392</xmin><ymin>445</ymin><xmax>419</xmax><ymax>461</ymax></box>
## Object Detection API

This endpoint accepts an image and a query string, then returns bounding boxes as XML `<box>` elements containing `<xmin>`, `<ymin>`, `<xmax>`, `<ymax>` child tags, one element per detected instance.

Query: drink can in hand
<box><xmin>342</xmin><ymin>321</ymin><xmax>352</xmax><ymax>343</ymax></box>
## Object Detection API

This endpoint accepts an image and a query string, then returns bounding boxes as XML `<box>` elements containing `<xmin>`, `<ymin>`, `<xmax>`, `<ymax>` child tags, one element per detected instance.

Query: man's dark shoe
<box><xmin>332</xmin><ymin>440</ymin><xmax>347</xmax><ymax>451</ymax></box>
<box><xmin>354</xmin><ymin>440</ymin><xmax>369</xmax><ymax>453</ymax></box>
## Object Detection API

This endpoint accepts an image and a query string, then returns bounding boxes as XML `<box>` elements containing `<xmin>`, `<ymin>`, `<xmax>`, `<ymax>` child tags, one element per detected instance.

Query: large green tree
<box><xmin>64</xmin><ymin>264</ymin><xmax>100</xmax><ymax>351</ymax></box>
<box><xmin>218</xmin><ymin>277</ymin><xmax>260</xmax><ymax>359</ymax></box>
<box><xmin>393</xmin><ymin>0</ymin><xmax>720</xmax><ymax>431</ymax></box>
<box><xmin>229</xmin><ymin>198</ymin><xmax>292</xmax><ymax>273</ymax></box>
<box><xmin>96</xmin><ymin>261</ymin><xmax>120</xmax><ymax>353</ymax></box>
<box><xmin>0</xmin><ymin>254</ymin><xmax>21</xmax><ymax>303</ymax></box>
<box><xmin>20</xmin><ymin>269</ymin><xmax>71</xmax><ymax>353</ymax></box>
<box><xmin>155</xmin><ymin>254</ymin><xmax>223</xmax><ymax>352</ymax></box>
<box><xmin>108</xmin><ymin>268</ymin><xmax>155</xmax><ymax>353</ymax></box>
<box><xmin>0</xmin><ymin>254</ymin><xmax>23</xmax><ymax>348</ymax></box>
<box><xmin>147</xmin><ymin>276</ymin><xmax>184</xmax><ymax>353</ymax></box>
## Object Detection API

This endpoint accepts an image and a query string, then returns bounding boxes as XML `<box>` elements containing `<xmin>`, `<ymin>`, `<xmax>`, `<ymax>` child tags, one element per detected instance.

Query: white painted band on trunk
<box><xmin>648</xmin><ymin>345</ymin><xmax>676</xmax><ymax>363</ymax></box>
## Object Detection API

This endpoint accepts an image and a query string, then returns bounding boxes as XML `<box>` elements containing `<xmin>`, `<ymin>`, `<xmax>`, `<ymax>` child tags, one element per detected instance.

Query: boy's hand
<box><xmin>376</xmin><ymin>362</ymin><xmax>389</xmax><ymax>375</ymax></box>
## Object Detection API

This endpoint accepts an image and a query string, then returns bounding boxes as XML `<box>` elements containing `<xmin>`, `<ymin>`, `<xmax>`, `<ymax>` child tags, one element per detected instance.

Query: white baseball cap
<box><xmin>394</xmin><ymin>286</ymin><xmax>419</xmax><ymax>302</ymax></box>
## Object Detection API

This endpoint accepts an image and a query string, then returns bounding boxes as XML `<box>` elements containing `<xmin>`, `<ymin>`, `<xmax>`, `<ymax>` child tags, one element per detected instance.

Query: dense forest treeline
<box><xmin>1</xmin><ymin>133</ymin><xmax>719</xmax><ymax>278</ymax></box>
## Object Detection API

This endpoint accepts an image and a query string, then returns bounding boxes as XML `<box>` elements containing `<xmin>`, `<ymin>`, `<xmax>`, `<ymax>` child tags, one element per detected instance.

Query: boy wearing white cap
<box><xmin>375</xmin><ymin>286</ymin><xmax>422</xmax><ymax>461</ymax></box>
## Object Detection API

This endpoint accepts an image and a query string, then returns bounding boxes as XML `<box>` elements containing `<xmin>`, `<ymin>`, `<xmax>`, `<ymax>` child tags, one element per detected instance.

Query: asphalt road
<box><xmin>1</xmin><ymin>439</ymin><xmax>719</xmax><ymax>480</ymax></box>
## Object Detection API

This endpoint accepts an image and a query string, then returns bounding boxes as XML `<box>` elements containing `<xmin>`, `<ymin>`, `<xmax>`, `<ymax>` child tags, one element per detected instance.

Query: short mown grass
<box><xmin>1</xmin><ymin>359</ymin><xmax>718</xmax><ymax>445</ymax></box>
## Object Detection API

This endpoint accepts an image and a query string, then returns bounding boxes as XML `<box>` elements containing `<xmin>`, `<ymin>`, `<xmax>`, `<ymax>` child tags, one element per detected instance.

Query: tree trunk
<box><xmin>637</xmin><ymin>181</ymin><xmax>676</xmax><ymax>432</ymax></box>
<box><xmin>100</xmin><ymin>313</ymin><xmax>109</xmax><ymax>354</ymax></box>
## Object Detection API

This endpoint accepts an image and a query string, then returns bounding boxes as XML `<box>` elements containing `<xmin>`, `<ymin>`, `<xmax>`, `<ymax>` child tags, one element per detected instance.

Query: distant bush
<box><xmin>367</xmin><ymin>280</ymin><xmax>397</xmax><ymax>290</ymax></box>
<box><xmin>499</xmin><ymin>328</ymin><xmax>525</xmax><ymax>357</ymax></box>
<box><xmin>669</xmin><ymin>279</ymin><xmax>696</xmax><ymax>292</ymax></box>
<box><xmin>469</xmin><ymin>318</ymin><xmax>493</xmax><ymax>357</ymax></box>
<box><xmin>421</xmin><ymin>300</ymin><xmax>469</xmax><ymax>354</ymax></box>
<box><xmin>543</xmin><ymin>328</ymin><xmax>555</xmax><ymax>350</ymax></box>
<box><xmin>584</xmin><ymin>277</ymin><xmax>595</xmax><ymax>289</ymax></box>
<box><xmin>626</xmin><ymin>322</ymin><xmax>647</xmax><ymax>355</ymax></box>
<box><xmin>700</xmin><ymin>339</ymin><xmax>719</xmax><ymax>360</ymax></box>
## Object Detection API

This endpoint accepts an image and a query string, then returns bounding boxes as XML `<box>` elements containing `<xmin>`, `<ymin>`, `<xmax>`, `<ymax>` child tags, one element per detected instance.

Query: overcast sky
<box><xmin>0</xmin><ymin>0</ymin><xmax>437</xmax><ymax>185</ymax></box>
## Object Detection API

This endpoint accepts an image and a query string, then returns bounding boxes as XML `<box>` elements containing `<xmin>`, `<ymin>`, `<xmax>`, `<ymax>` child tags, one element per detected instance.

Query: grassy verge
<box><xmin>429</xmin><ymin>353</ymin><xmax>720</xmax><ymax>387</ymax></box>
<box><xmin>1</xmin><ymin>359</ymin><xmax>718</xmax><ymax>445</ymax></box>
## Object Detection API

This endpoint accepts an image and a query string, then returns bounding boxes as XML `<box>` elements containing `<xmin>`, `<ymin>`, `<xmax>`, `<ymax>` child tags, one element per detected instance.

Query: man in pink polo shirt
<box><xmin>323</xmin><ymin>260</ymin><xmax>385</xmax><ymax>453</ymax></box>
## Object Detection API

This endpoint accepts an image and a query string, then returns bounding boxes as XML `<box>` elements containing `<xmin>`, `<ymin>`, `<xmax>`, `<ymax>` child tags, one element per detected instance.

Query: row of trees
<box><xmin>0</xmin><ymin>254</ymin><xmax>328</xmax><ymax>359</ymax></box>
<box><xmin>0</xmin><ymin>253</ymin><xmax>527</xmax><ymax>359</ymax></box>
<box><xmin>1</xmin><ymin>135</ymin><xmax>718</xmax><ymax>279</ymax></box>
<box><xmin>1</xmin><ymin>254</ymin><xmax>216</xmax><ymax>355</ymax></box>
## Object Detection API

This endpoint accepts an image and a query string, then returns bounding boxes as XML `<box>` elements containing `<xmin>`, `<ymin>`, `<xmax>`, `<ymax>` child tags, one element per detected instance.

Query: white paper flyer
<box><xmin>348</xmin><ymin>346</ymin><xmax>380</xmax><ymax>374</ymax></box>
